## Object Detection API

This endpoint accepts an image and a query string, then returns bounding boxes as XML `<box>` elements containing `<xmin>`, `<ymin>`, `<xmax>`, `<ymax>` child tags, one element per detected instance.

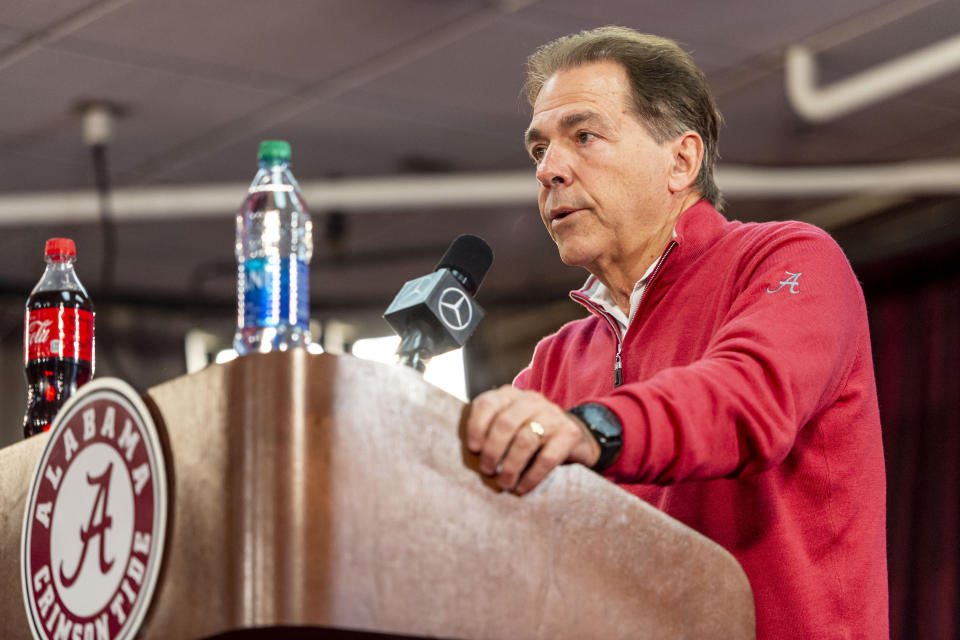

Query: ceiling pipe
<box><xmin>716</xmin><ymin>159</ymin><xmax>960</xmax><ymax>197</ymax></box>
<box><xmin>786</xmin><ymin>33</ymin><xmax>960</xmax><ymax>123</ymax></box>
<box><xmin>1</xmin><ymin>160</ymin><xmax>960</xmax><ymax>225</ymax></box>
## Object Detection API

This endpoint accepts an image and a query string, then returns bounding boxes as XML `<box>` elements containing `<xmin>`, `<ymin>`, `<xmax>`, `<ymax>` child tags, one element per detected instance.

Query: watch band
<box><xmin>567</xmin><ymin>403</ymin><xmax>623</xmax><ymax>472</ymax></box>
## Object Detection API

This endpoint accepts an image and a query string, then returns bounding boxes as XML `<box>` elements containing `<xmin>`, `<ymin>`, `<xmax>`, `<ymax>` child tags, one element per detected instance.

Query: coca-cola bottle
<box><xmin>23</xmin><ymin>238</ymin><xmax>95</xmax><ymax>438</ymax></box>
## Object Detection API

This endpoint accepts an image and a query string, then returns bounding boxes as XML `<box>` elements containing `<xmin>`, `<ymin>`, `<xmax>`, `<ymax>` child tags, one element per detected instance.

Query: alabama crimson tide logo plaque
<box><xmin>20</xmin><ymin>378</ymin><xmax>168</xmax><ymax>640</ymax></box>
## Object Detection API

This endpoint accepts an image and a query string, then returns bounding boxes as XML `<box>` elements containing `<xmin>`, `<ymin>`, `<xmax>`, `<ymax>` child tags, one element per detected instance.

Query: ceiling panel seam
<box><xmin>0</xmin><ymin>0</ymin><xmax>133</xmax><ymax>73</ymax></box>
<box><xmin>126</xmin><ymin>0</ymin><xmax>539</xmax><ymax>186</ymax></box>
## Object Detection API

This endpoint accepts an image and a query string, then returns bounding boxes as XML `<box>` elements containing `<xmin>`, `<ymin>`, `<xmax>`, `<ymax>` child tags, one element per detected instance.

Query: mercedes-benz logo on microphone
<box><xmin>438</xmin><ymin>287</ymin><xmax>473</xmax><ymax>331</ymax></box>
<box><xmin>383</xmin><ymin>235</ymin><xmax>492</xmax><ymax>366</ymax></box>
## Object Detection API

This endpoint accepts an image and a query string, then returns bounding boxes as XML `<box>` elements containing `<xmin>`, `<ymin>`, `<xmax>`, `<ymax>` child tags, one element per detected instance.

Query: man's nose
<box><xmin>535</xmin><ymin>147</ymin><xmax>571</xmax><ymax>187</ymax></box>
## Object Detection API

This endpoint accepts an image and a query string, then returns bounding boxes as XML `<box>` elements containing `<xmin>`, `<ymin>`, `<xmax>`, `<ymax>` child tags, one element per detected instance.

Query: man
<box><xmin>465</xmin><ymin>26</ymin><xmax>888</xmax><ymax>639</ymax></box>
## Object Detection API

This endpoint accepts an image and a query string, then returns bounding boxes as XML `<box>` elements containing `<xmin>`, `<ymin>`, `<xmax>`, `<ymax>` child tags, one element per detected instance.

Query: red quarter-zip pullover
<box><xmin>515</xmin><ymin>200</ymin><xmax>888</xmax><ymax>639</ymax></box>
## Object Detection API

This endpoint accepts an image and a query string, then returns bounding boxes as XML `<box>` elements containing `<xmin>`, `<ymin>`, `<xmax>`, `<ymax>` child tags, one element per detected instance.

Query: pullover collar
<box><xmin>570</xmin><ymin>200</ymin><xmax>728</xmax><ymax>325</ymax></box>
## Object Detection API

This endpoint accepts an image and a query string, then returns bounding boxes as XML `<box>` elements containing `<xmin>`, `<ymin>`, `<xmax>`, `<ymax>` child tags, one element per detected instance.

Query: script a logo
<box><xmin>58</xmin><ymin>462</ymin><xmax>116</xmax><ymax>587</ymax></box>
<box><xmin>22</xmin><ymin>379</ymin><xmax>167</xmax><ymax>640</ymax></box>
<box><xmin>767</xmin><ymin>271</ymin><xmax>802</xmax><ymax>294</ymax></box>
<box><xmin>438</xmin><ymin>287</ymin><xmax>472</xmax><ymax>331</ymax></box>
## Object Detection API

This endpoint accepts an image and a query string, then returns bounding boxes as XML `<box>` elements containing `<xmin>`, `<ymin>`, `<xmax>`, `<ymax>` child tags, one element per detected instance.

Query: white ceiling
<box><xmin>1</xmin><ymin>0</ymin><xmax>959</xmax><ymax>315</ymax></box>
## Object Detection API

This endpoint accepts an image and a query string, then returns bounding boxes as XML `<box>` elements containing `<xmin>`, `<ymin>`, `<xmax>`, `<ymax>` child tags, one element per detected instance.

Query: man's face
<box><xmin>525</xmin><ymin>61</ymin><xmax>676</xmax><ymax>272</ymax></box>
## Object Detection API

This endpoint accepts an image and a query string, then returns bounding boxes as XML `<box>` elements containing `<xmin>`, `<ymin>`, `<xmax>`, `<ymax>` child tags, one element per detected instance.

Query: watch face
<box><xmin>592</xmin><ymin>416</ymin><xmax>620</xmax><ymax>440</ymax></box>
<box><xmin>573</xmin><ymin>404</ymin><xmax>622</xmax><ymax>442</ymax></box>
<box><xmin>570</xmin><ymin>404</ymin><xmax>622</xmax><ymax>472</ymax></box>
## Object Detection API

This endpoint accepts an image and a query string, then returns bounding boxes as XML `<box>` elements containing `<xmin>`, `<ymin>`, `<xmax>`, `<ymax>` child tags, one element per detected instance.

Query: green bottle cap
<box><xmin>257</xmin><ymin>140</ymin><xmax>291</xmax><ymax>165</ymax></box>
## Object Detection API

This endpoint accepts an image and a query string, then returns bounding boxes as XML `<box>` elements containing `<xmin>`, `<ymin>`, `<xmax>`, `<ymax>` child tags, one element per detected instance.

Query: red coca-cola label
<box><xmin>25</xmin><ymin>308</ymin><xmax>95</xmax><ymax>363</ymax></box>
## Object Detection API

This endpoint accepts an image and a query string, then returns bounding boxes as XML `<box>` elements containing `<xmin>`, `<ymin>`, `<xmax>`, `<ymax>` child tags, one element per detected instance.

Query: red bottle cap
<box><xmin>44</xmin><ymin>237</ymin><xmax>76</xmax><ymax>258</ymax></box>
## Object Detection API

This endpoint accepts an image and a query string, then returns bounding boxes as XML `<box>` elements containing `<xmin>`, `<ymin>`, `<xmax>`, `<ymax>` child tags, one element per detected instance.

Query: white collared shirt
<box><xmin>582</xmin><ymin>229</ymin><xmax>677</xmax><ymax>332</ymax></box>
<box><xmin>584</xmin><ymin>260</ymin><xmax>658</xmax><ymax>332</ymax></box>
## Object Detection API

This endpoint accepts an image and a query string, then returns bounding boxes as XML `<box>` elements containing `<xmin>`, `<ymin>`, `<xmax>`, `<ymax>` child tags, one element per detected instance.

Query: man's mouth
<box><xmin>551</xmin><ymin>207</ymin><xmax>581</xmax><ymax>221</ymax></box>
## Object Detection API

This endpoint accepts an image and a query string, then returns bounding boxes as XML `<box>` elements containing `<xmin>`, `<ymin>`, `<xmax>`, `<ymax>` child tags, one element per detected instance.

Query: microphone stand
<box><xmin>396</xmin><ymin>329</ymin><xmax>429</xmax><ymax>374</ymax></box>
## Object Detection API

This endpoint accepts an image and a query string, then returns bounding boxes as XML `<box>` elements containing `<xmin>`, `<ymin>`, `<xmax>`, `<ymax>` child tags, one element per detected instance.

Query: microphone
<box><xmin>384</xmin><ymin>235</ymin><xmax>494</xmax><ymax>372</ymax></box>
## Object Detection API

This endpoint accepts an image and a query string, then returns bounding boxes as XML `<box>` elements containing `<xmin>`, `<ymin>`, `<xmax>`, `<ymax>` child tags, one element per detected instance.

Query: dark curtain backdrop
<box><xmin>867</xmin><ymin>270</ymin><xmax>960</xmax><ymax>640</ymax></box>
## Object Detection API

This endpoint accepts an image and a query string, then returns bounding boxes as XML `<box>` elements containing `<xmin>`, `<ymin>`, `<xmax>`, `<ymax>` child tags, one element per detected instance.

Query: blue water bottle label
<box><xmin>242</xmin><ymin>256</ymin><xmax>309</xmax><ymax>329</ymax></box>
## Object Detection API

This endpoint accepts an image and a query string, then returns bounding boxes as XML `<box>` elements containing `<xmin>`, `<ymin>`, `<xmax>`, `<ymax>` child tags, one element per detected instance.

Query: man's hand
<box><xmin>465</xmin><ymin>385</ymin><xmax>601</xmax><ymax>494</ymax></box>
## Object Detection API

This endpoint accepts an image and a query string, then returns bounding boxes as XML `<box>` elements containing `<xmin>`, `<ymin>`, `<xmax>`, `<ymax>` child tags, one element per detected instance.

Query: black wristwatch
<box><xmin>567</xmin><ymin>403</ymin><xmax>623</xmax><ymax>472</ymax></box>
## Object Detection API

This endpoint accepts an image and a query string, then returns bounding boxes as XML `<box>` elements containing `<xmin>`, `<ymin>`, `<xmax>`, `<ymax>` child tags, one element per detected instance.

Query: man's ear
<box><xmin>667</xmin><ymin>131</ymin><xmax>704</xmax><ymax>194</ymax></box>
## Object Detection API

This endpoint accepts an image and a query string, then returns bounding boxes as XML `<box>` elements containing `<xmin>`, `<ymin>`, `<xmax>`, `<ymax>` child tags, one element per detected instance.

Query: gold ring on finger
<box><xmin>526</xmin><ymin>420</ymin><xmax>546</xmax><ymax>442</ymax></box>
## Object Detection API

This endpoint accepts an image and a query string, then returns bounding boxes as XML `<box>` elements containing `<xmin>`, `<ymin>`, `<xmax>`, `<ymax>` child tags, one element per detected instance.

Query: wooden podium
<box><xmin>0</xmin><ymin>351</ymin><xmax>754</xmax><ymax>639</ymax></box>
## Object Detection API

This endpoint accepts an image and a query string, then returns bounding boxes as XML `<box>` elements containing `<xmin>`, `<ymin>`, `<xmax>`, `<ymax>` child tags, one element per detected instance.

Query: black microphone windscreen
<box><xmin>435</xmin><ymin>234</ymin><xmax>493</xmax><ymax>294</ymax></box>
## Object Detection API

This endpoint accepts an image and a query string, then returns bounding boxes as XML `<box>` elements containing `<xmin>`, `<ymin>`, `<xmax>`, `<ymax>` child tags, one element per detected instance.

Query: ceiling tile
<box><xmin>0</xmin><ymin>0</ymin><xmax>99</xmax><ymax>31</ymax></box>
<box><xmin>64</xmin><ymin>0</ymin><xmax>488</xmax><ymax>86</ymax></box>
<box><xmin>527</xmin><ymin>0</ymin><xmax>894</xmax><ymax>55</ymax></box>
<box><xmin>354</xmin><ymin>17</ymin><xmax>548</xmax><ymax>119</ymax></box>
<box><xmin>143</xmin><ymin>90</ymin><xmax>532</xmax><ymax>187</ymax></box>
<box><xmin>813</xmin><ymin>1</ymin><xmax>960</xmax><ymax>82</ymax></box>
<box><xmin>0</xmin><ymin>46</ymin><xmax>287</xmax><ymax>190</ymax></box>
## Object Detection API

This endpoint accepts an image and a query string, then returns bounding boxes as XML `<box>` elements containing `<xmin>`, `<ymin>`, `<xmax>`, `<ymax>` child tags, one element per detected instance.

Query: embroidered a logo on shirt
<box><xmin>767</xmin><ymin>271</ymin><xmax>801</xmax><ymax>294</ymax></box>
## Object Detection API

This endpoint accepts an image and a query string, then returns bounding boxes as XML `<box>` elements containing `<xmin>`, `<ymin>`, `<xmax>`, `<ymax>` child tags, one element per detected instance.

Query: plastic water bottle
<box><xmin>234</xmin><ymin>140</ymin><xmax>313</xmax><ymax>355</ymax></box>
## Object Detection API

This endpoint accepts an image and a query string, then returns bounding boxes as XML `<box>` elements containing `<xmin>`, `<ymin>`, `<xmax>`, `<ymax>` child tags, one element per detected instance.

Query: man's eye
<box><xmin>531</xmin><ymin>147</ymin><xmax>546</xmax><ymax>162</ymax></box>
<box><xmin>577</xmin><ymin>131</ymin><xmax>595</xmax><ymax>144</ymax></box>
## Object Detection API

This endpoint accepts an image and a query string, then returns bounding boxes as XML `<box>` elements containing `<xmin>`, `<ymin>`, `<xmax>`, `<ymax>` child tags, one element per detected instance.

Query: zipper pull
<box><xmin>614</xmin><ymin>351</ymin><xmax>623</xmax><ymax>387</ymax></box>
